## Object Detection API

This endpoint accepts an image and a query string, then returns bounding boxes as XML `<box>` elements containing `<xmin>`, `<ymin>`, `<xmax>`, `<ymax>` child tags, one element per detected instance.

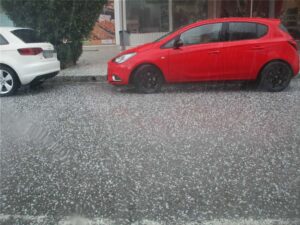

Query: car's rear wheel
<box><xmin>259</xmin><ymin>61</ymin><xmax>293</xmax><ymax>92</ymax></box>
<box><xmin>0</xmin><ymin>65</ymin><xmax>19</xmax><ymax>97</ymax></box>
<box><xmin>133</xmin><ymin>64</ymin><xmax>164</xmax><ymax>93</ymax></box>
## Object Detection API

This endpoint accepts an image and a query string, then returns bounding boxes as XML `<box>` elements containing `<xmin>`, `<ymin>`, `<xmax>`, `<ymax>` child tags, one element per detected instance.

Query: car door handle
<box><xmin>208</xmin><ymin>50</ymin><xmax>220</xmax><ymax>54</ymax></box>
<box><xmin>251</xmin><ymin>46</ymin><xmax>264</xmax><ymax>50</ymax></box>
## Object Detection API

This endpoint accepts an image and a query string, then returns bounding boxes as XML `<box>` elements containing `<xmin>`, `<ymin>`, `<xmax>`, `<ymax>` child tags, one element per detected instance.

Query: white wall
<box><xmin>114</xmin><ymin>0</ymin><xmax>121</xmax><ymax>45</ymax></box>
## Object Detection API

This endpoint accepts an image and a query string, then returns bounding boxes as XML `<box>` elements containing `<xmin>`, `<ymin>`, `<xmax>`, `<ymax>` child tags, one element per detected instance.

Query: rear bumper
<box><xmin>30</xmin><ymin>71</ymin><xmax>59</xmax><ymax>85</ymax></box>
<box><xmin>19</xmin><ymin>60</ymin><xmax>61</xmax><ymax>85</ymax></box>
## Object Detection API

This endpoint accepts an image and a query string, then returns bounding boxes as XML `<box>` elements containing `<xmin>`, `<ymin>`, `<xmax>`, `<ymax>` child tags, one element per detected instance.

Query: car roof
<box><xmin>154</xmin><ymin>17</ymin><xmax>280</xmax><ymax>45</ymax></box>
<box><xmin>194</xmin><ymin>17</ymin><xmax>280</xmax><ymax>26</ymax></box>
<box><xmin>0</xmin><ymin>27</ymin><xmax>32</xmax><ymax>32</ymax></box>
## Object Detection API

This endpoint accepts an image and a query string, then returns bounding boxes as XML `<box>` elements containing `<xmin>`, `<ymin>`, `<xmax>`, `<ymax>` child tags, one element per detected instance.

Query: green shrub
<box><xmin>1</xmin><ymin>0</ymin><xmax>107</xmax><ymax>68</ymax></box>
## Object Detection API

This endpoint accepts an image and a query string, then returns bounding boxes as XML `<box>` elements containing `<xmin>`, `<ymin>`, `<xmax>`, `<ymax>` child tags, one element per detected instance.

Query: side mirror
<box><xmin>174</xmin><ymin>39</ymin><xmax>184</xmax><ymax>49</ymax></box>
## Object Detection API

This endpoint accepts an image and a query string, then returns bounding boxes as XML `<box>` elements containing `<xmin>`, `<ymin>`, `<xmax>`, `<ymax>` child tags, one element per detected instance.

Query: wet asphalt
<box><xmin>0</xmin><ymin>79</ymin><xmax>299</xmax><ymax>224</ymax></box>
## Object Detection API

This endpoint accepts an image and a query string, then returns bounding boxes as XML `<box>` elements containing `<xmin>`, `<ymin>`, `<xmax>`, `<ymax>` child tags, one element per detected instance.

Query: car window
<box><xmin>228</xmin><ymin>22</ymin><xmax>258</xmax><ymax>41</ymax></box>
<box><xmin>257</xmin><ymin>24</ymin><xmax>268</xmax><ymax>38</ymax></box>
<box><xmin>11</xmin><ymin>29</ymin><xmax>44</xmax><ymax>43</ymax></box>
<box><xmin>0</xmin><ymin>34</ymin><xmax>9</xmax><ymax>45</ymax></box>
<box><xmin>154</xmin><ymin>27</ymin><xmax>182</xmax><ymax>43</ymax></box>
<box><xmin>180</xmin><ymin>23</ymin><xmax>223</xmax><ymax>46</ymax></box>
<box><xmin>162</xmin><ymin>38</ymin><xmax>177</xmax><ymax>48</ymax></box>
<box><xmin>227</xmin><ymin>22</ymin><xmax>268</xmax><ymax>41</ymax></box>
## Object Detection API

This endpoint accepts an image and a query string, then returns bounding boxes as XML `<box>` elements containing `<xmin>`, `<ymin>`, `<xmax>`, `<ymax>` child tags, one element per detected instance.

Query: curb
<box><xmin>51</xmin><ymin>75</ymin><xmax>107</xmax><ymax>83</ymax></box>
<box><xmin>51</xmin><ymin>73</ymin><xmax>300</xmax><ymax>83</ymax></box>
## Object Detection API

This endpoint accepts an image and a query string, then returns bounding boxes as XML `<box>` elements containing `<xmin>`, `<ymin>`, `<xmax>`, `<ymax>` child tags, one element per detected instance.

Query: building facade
<box><xmin>114</xmin><ymin>0</ymin><xmax>300</xmax><ymax>46</ymax></box>
<box><xmin>1</xmin><ymin>1</ymin><xmax>299</xmax><ymax>46</ymax></box>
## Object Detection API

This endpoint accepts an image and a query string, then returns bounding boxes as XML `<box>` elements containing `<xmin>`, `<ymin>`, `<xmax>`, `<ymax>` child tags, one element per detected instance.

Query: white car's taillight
<box><xmin>18</xmin><ymin>48</ymin><xmax>43</xmax><ymax>56</ymax></box>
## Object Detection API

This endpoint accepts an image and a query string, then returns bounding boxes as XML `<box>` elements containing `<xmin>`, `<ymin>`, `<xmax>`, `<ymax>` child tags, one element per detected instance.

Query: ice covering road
<box><xmin>0</xmin><ymin>80</ymin><xmax>299</xmax><ymax>225</ymax></box>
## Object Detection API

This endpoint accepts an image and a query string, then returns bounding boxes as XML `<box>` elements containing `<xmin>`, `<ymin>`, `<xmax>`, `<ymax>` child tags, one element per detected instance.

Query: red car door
<box><xmin>222</xmin><ymin>22</ymin><xmax>268</xmax><ymax>80</ymax></box>
<box><xmin>168</xmin><ymin>23</ymin><xmax>225</xmax><ymax>82</ymax></box>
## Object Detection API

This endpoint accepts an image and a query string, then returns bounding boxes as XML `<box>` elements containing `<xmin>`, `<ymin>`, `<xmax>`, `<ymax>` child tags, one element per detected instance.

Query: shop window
<box><xmin>180</xmin><ymin>23</ymin><xmax>222</xmax><ymax>45</ymax></box>
<box><xmin>252</xmin><ymin>0</ymin><xmax>270</xmax><ymax>18</ymax></box>
<box><xmin>218</xmin><ymin>0</ymin><xmax>251</xmax><ymax>18</ymax></box>
<box><xmin>173</xmin><ymin>0</ymin><xmax>208</xmax><ymax>29</ymax></box>
<box><xmin>126</xmin><ymin>0</ymin><xmax>169</xmax><ymax>33</ymax></box>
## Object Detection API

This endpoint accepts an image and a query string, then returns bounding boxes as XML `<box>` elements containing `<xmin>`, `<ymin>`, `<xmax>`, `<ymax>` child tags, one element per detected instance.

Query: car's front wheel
<box><xmin>259</xmin><ymin>61</ymin><xmax>293</xmax><ymax>92</ymax></box>
<box><xmin>133</xmin><ymin>64</ymin><xmax>164</xmax><ymax>93</ymax></box>
<box><xmin>0</xmin><ymin>65</ymin><xmax>19</xmax><ymax>97</ymax></box>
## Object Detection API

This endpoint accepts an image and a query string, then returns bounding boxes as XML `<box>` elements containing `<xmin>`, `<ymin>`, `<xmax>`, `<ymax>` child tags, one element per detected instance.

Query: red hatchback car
<box><xmin>108</xmin><ymin>18</ymin><xmax>299</xmax><ymax>93</ymax></box>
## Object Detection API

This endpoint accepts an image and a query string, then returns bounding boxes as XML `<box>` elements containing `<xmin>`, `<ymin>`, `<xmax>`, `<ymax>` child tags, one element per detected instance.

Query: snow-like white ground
<box><xmin>0</xmin><ymin>215</ymin><xmax>299</xmax><ymax>225</ymax></box>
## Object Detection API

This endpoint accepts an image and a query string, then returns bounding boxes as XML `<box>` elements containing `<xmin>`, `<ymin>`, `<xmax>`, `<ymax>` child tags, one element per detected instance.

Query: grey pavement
<box><xmin>58</xmin><ymin>45</ymin><xmax>121</xmax><ymax>77</ymax></box>
<box><xmin>0</xmin><ymin>80</ymin><xmax>300</xmax><ymax>225</ymax></box>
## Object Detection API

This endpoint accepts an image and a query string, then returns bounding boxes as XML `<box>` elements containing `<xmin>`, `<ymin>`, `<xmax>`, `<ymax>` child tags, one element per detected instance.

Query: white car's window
<box><xmin>180</xmin><ymin>23</ymin><xmax>222</xmax><ymax>46</ymax></box>
<box><xmin>0</xmin><ymin>34</ymin><xmax>9</xmax><ymax>45</ymax></box>
<box><xmin>11</xmin><ymin>29</ymin><xmax>44</xmax><ymax>43</ymax></box>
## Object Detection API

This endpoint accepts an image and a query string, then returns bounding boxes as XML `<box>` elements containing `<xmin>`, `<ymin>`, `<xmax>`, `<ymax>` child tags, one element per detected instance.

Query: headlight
<box><xmin>114</xmin><ymin>52</ymin><xmax>136</xmax><ymax>64</ymax></box>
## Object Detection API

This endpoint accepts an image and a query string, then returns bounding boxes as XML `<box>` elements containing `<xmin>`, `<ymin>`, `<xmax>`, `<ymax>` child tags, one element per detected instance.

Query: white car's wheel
<box><xmin>0</xmin><ymin>65</ymin><xmax>19</xmax><ymax>97</ymax></box>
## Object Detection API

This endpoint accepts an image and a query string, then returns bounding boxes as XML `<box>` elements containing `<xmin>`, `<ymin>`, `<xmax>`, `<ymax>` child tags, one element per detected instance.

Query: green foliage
<box><xmin>1</xmin><ymin>0</ymin><xmax>107</xmax><ymax>68</ymax></box>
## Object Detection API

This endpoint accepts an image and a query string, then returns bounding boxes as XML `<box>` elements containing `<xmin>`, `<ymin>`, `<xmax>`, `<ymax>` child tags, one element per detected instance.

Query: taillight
<box><xmin>288</xmin><ymin>40</ymin><xmax>298</xmax><ymax>51</ymax></box>
<box><xmin>18</xmin><ymin>48</ymin><xmax>43</xmax><ymax>55</ymax></box>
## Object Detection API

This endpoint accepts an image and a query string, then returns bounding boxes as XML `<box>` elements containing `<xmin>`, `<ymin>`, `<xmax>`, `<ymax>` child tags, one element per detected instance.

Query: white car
<box><xmin>0</xmin><ymin>27</ymin><xmax>60</xmax><ymax>96</ymax></box>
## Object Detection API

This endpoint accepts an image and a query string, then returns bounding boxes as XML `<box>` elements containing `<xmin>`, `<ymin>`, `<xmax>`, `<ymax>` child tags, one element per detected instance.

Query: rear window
<box><xmin>11</xmin><ymin>29</ymin><xmax>44</xmax><ymax>43</ymax></box>
<box><xmin>0</xmin><ymin>34</ymin><xmax>9</xmax><ymax>45</ymax></box>
<box><xmin>228</xmin><ymin>22</ymin><xmax>268</xmax><ymax>41</ymax></box>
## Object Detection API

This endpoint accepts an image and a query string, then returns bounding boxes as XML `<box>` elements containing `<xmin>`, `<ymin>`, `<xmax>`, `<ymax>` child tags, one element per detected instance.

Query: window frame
<box><xmin>0</xmin><ymin>34</ymin><xmax>9</xmax><ymax>45</ymax></box>
<box><xmin>224</xmin><ymin>22</ymin><xmax>269</xmax><ymax>42</ymax></box>
<box><xmin>161</xmin><ymin>22</ymin><xmax>227</xmax><ymax>49</ymax></box>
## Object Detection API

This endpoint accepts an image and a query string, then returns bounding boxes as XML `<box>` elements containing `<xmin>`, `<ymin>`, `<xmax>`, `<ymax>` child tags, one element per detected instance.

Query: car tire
<box><xmin>133</xmin><ymin>64</ymin><xmax>164</xmax><ymax>93</ymax></box>
<box><xmin>0</xmin><ymin>65</ymin><xmax>19</xmax><ymax>97</ymax></box>
<box><xmin>259</xmin><ymin>61</ymin><xmax>293</xmax><ymax>92</ymax></box>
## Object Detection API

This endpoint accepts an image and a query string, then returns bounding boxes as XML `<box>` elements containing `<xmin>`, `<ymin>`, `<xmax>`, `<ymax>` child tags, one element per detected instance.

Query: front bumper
<box><xmin>107</xmin><ymin>61</ymin><xmax>132</xmax><ymax>85</ymax></box>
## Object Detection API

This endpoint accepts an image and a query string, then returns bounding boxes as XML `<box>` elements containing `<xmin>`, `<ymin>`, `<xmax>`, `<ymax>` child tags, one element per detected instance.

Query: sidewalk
<box><xmin>58</xmin><ymin>45</ymin><xmax>121</xmax><ymax>77</ymax></box>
